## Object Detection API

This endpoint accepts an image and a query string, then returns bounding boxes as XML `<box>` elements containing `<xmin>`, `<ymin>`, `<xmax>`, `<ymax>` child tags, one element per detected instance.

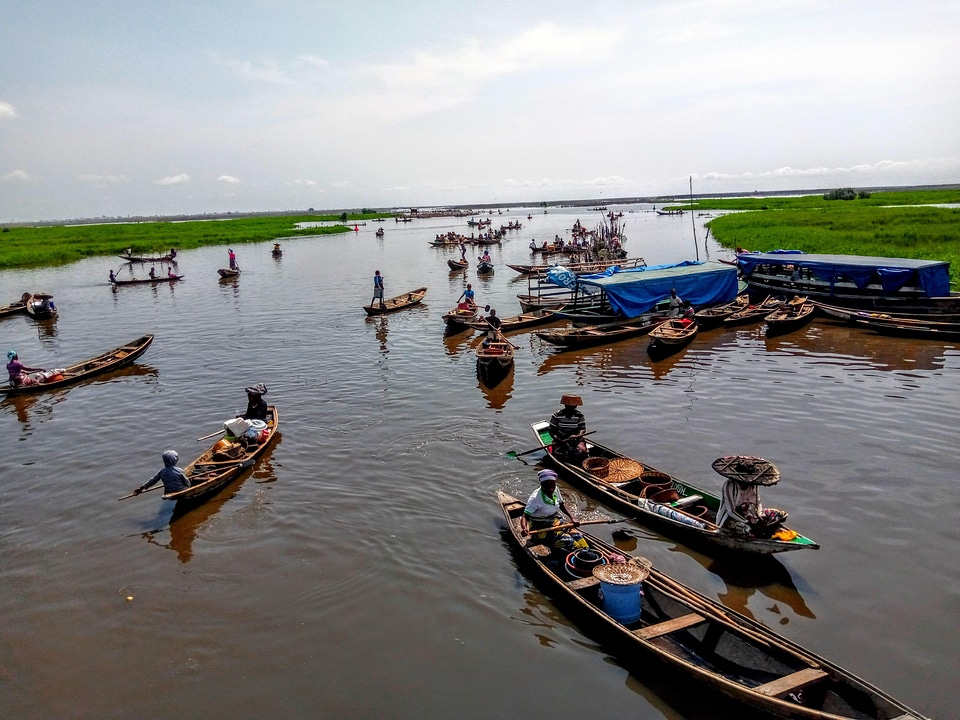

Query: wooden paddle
<box><xmin>531</xmin><ymin>517</ymin><xmax>625</xmax><ymax>534</ymax></box>
<box><xmin>505</xmin><ymin>430</ymin><xmax>596</xmax><ymax>458</ymax></box>
<box><xmin>118</xmin><ymin>458</ymin><xmax>255</xmax><ymax>500</ymax></box>
<box><xmin>197</xmin><ymin>429</ymin><xmax>226</xmax><ymax>442</ymax></box>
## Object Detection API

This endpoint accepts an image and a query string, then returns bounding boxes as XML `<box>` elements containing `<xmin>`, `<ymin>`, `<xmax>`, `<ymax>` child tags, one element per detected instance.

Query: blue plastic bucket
<box><xmin>593</xmin><ymin>563</ymin><xmax>648</xmax><ymax>624</ymax></box>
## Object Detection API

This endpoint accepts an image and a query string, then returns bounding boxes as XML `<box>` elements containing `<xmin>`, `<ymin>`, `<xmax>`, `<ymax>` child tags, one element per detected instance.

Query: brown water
<box><xmin>1</xmin><ymin>206</ymin><xmax>956</xmax><ymax>719</ymax></box>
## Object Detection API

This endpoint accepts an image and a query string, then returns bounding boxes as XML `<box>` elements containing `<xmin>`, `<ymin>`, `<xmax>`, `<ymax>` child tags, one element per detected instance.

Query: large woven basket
<box><xmin>583</xmin><ymin>457</ymin><xmax>610</xmax><ymax>478</ymax></box>
<box><xmin>606</xmin><ymin>458</ymin><xmax>644</xmax><ymax>483</ymax></box>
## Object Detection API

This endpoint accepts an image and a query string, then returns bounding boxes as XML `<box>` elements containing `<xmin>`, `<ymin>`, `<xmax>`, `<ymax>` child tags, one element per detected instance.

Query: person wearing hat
<box><xmin>520</xmin><ymin>469</ymin><xmax>586</xmax><ymax>551</ymax></box>
<box><xmin>548</xmin><ymin>394</ymin><xmax>588</xmax><ymax>461</ymax></box>
<box><xmin>240</xmin><ymin>383</ymin><xmax>269</xmax><ymax>421</ymax></box>
<box><xmin>6</xmin><ymin>350</ymin><xmax>45</xmax><ymax>387</ymax></box>
<box><xmin>134</xmin><ymin>450</ymin><xmax>190</xmax><ymax>496</ymax></box>
<box><xmin>717</xmin><ymin>476</ymin><xmax>788</xmax><ymax>538</ymax></box>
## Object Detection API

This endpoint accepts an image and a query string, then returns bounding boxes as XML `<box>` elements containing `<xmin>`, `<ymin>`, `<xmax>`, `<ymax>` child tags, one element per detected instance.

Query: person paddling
<box><xmin>133</xmin><ymin>450</ymin><xmax>190</xmax><ymax>496</ymax></box>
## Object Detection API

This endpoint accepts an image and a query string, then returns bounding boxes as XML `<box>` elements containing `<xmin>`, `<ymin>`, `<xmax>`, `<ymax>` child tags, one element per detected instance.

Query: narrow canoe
<box><xmin>0</xmin><ymin>292</ymin><xmax>32</xmax><ymax>319</ymax></box>
<box><xmin>811</xmin><ymin>301</ymin><xmax>960</xmax><ymax>325</ymax></box>
<box><xmin>528</xmin><ymin>420</ymin><xmax>818</xmax><ymax>555</ymax></box>
<box><xmin>694</xmin><ymin>294</ymin><xmax>750</xmax><ymax>330</ymax></box>
<box><xmin>498</xmin><ymin>491</ymin><xmax>925</xmax><ymax>720</ymax></box>
<box><xmin>724</xmin><ymin>296</ymin><xmax>782</xmax><ymax>327</ymax></box>
<box><xmin>477</xmin><ymin>261</ymin><xmax>495</xmax><ymax>275</ymax></box>
<box><xmin>765</xmin><ymin>300</ymin><xmax>815</xmax><ymax>337</ymax></box>
<box><xmin>25</xmin><ymin>292</ymin><xmax>57</xmax><ymax>319</ymax></box>
<box><xmin>118</xmin><ymin>254</ymin><xmax>176</xmax><ymax>263</ymax></box>
<box><xmin>218</xmin><ymin>268</ymin><xmax>241</xmax><ymax>278</ymax></box>
<box><xmin>647</xmin><ymin>317</ymin><xmax>698</xmax><ymax>358</ymax></box>
<box><xmin>165</xmin><ymin>406</ymin><xmax>279</xmax><ymax>503</ymax></box>
<box><xmin>465</xmin><ymin>308</ymin><xmax>556</xmax><ymax>333</ymax></box>
<box><xmin>852</xmin><ymin>316</ymin><xmax>960</xmax><ymax>340</ymax></box>
<box><xmin>475</xmin><ymin>340</ymin><xmax>515</xmax><ymax>371</ymax></box>
<box><xmin>506</xmin><ymin>257</ymin><xmax>646</xmax><ymax>275</ymax></box>
<box><xmin>0</xmin><ymin>334</ymin><xmax>154</xmax><ymax>396</ymax></box>
<box><xmin>447</xmin><ymin>259</ymin><xmax>469</xmax><ymax>270</ymax></box>
<box><xmin>442</xmin><ymin>304</ymin><xmax>479</xmax><ymax>332</ymax></box>
<box><xmin>537</xmin><ymin>315</ymin><xmax>667</xmax><ymax>350</ymax></box>
<box><xmin>363</xmin><ymin>287</ymin><xmax>428</xmax><ymax>315</ymax></box>
<box><xmin>111</xmin><ymin>275</ymin><xmax>184</xmax><ymax>286</ymax></box>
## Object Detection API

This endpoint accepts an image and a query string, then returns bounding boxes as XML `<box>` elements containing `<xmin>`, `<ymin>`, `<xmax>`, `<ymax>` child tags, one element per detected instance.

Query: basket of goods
<box><xmin>605</xmin><ymin>458</ymin><xmax>645</xmax><ymax>483</ymax></box>
<box><xmin>582</xmin><ymin>457</ymin><xmax>610</xmax><ymax>478</ymax></box>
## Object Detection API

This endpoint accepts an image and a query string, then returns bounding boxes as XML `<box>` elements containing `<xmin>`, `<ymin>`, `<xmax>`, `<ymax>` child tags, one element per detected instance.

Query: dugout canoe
<box><xmin>475</xmin><ymin>339</ymin><xmax>515</xmax><ymax>382</ymax></box>
<box><xmin>165</xmin><ymin>406</ymin><xmax>279</xmax><ymax>503</ymax></box>
<box><xmin>851</xmin><ymin>316</ymin><xmax>960</xmax><ymax>341</ymax></box>
<box><xmin>764</xmin><ymin>299</ymin><xmax>815</xmax><ymax>337</ymax></box>
<box><xmin>110</xmin><ymin>274</ymin><xmax>184</xmax><ymax>286</ymax></box>
<box><xmin>724</xmin><ymin>296</ymin><xmax>782</xmax><ymax>327</ymax></box>
<box><xmin>363</xmin><ymin>287</ymin><xmax>428</xmax><ymax>315</ymax></box>
<box><xmin>537</xmin><ymin>315</ymin><xmax>667</xmax><ymax>350</ymax></box>
<box><xmin>647</xmin><ymin>317</ymin><xmax>698</xmax><ymax>358</ymax></box>
<box><xmin>25</xmin><ymin>292</ymin><xmax>58</xmax><ymax>319</ymax></box>
<box><xmin>0</xmin><ymin>334</ymin><xmax>154</xmax><ymax>396</ymax></box>
<box><xmin>693</xmin><ymin>293</ymin><xmax>750</xmax><ymax>330</ymax></box>
<box><xmin>506</xmin><ymin>257</ymin><xmax>646</xmax><ymax>275</ymax></box>
<box><xmin>447</xmin><ymin>258</ymin><xmax>469</xmax><ymax>270</ymax></box>
<box><xmin>498</xmin><ymin>491</ymin><xmax>925</xmax><ymax>720</ymax></box>
<box><xmin>442</xmin><ymin>303</ymin><xmax>479</xmax><ymax>333</ymax></box>
<box><xmin>465</xmin><ymin>308</ymin><xmax>556</xmax><ymax>333</ymax></box>
<box><xmin>217</xmin><ymin>268</ymin><xmax>241</xmax><ymax>278</ymax></box>
<box><xmin>0</xmin><ymin>292</ymin><xmax>32</xmax><ymax>319</ymax></box>
<box><xmin>528</xmin><ymin>420</ymin><xmax>818</xmax><ymax>555</ymax></box>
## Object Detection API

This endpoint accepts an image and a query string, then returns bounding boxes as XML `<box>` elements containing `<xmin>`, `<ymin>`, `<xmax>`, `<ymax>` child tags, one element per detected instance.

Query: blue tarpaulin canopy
<box><xmin>736</xmin><ymin>253</ymin><xmax>951</xmax><ymax>298</ymax></box>
<box><xmin>574</xmin><ymin>261</ymin><xmax>740</xmax><ymax>317</ymax></box>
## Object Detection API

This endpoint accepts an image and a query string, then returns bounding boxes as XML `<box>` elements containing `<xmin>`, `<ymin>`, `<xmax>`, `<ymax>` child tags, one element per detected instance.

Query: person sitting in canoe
<box><xmin>716</xmin><ymin>475</ymin><xmax>788</xmax><ymax>539</ymax></box>
<box><xmin>479</xmin><ymin>249</ymin><xmax>492</xmax><ymax>264</ymax></box>
<box><xmin>519</xmin><ymin>470</ymin><xmax>587</xmax><ymax>551</ymax></box>
<box><xmin>481</xmin><ymin>307</ymin><xmax>502</xmax><ymax>346</ymax></box>
<box><xmin>457</xmin><ymin>283</ymin><xmax>476</xmax><ymax>308</ymax></box>
<box><xmin>134</xmin><ymin>450</ymin><xmax>190</xmax><ymax>496</ymax></box>
<box><xmin>6</xmin><ymin>349</ymin><xmax>45</xmax><ymax>387</ymax></box>
<box><xmin>529</xmin><ymin>239</ymin><xmax>537</xmax><ymax>251</ymax></box>
<box><xmin>548</xmin><ymin>394</ymin><xmax>588</xmax><ymax>461</ymax></box>
<box><xmin>149</xmin><ymin>267</ymin><xmax>157</xmax><ymax>279</ymax></box>
<box><xmin>240</xmin><ymin>383</ymin><xmax>268</xmax><ymax>421</ymax></box>
<box><xmin>167</xmin><ymin>267</ymin><xmax>178</xmax><ymax>278</ymax></box>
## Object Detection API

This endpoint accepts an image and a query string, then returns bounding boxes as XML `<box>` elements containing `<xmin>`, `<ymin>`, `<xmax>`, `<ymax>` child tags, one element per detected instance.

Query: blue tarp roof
<box><xmin>736</xmin><ymin>253</ymin><xmax>951</xmax><ymax>298</ymax></box>
<box><xmin>575</xmin><ymin>261</ymin><xmax>740</xmax><ymax>317</ymax></box>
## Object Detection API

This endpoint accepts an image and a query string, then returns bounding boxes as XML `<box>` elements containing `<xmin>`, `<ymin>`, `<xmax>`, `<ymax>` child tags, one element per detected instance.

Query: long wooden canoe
<box><xmin>811</xmin><ymin>301</ymin><xmax>960</xmax><ymax>325</ymax></box>
<box><xmin>506</xmin><ymin>257</ymin><xmax>646</xmax><ymax>275</ymax></box>
<box><xmin>363</xmin><ymin>287</ymin><xmax>428</xmax><ymax>315</ymax></box>
<box><xmin>218</xmin><ymin>268</ymin><xmax>241</xmax><ymax>278</ymax></box>
<box><xmin>465</xmin><ymin>308</ymin><xmax>556</xmax><ymax>333</ymax></box>
<box><xmin>498</xmin><ymin>491</ymin><xmax>926</xmax><ymax>720</ymax></box>
<box><xmin>1</xmin><ymin>334</ymin><xmax>154</xmax><ymax>396</ymax></box>
<box><xmin>165</xmin><ymin>406</ymin><xmax>279</xmax><ymax>503</ymax></box>
<box><xmin>852</xmin><ymin>316</ymin><xmax>960</xmax><ymax>340</ymax></box>
<box><xmin>528</xmin><ymin>421</ymin><xmax>818</xmax><ymax>555</ymax></box>
<box><xmin>647</xmin><ymin>317</ymin><xmax>698</xmax><ymax>358</ymax></box>
<box><xmin>475</xmin><ymin>339</ymin><xmax>515</xmax><ymax>377</ymax></box>
<box><xmin>537</xmin><ymin>315</ymin><xmax>667</xmax><ymax>349</ymax></box>
<box><xmin>111</xmin><ymin>275</ymin><xmax>184</xmax><ymax>286</ymax></box>
<box><xmin>442</xmin><ymin>303</ymin><xmax>479</xmax><ymax>333</ymax></box>
<box><xmin>447</xmin><ymin>258</ymin><xmax>469</xmax><ymax>270</ymax></box>
<box><xmin>118</xmin><ymin>254</ymin><xmax>176</xmax><ymax>263</ymax></box>
<box><xmin>724</xmin><ymin>296</ymin><xmax>782</xmax><ymax>327</ymax></box>
<box><xmin>765</xmin><ymin>299</ymin><xmax>815</xmax><ymax>337</ymax></box>
<box><xmin>694</xmin><ymin>293</ymin><xmax>749</xmax><ymax>329</ymax></box>
<box><xmin>0</xmin><ymin>292</ymin><xmax>32</xmax><ymax>319</ymax></box>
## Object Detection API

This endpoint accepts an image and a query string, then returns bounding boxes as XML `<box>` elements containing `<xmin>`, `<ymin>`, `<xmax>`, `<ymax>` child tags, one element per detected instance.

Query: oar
<box><xmin>505</xmin><ymin>430</ymin><xmax>596</xmax><ymax>458</ymax></box>
<box><xmin>540</xmin><ymin>517</ymin><xmax>626</xmax><ymax>534</ymax></box>
<box><xmin>197</xmin><ymin>429</ymin><xmax>226</xmax><ymax>442</ymax></box>
<box><xmin>118</xmin><ymin>458</ymin><xmax>254</xmax><ymax>500</ymax></box>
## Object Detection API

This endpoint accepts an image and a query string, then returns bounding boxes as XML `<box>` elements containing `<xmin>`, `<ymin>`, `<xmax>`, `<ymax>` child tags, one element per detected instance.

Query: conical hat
<box><xmin>711</xmin><ymin>455</ymin><xmax>780</xmax><ymax>485</ymax></box>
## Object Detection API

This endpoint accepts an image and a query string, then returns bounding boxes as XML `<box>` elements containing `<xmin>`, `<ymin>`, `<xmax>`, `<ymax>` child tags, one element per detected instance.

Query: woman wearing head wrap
<box><xmin>519</xmin><ymin>469</ymin><xmax>587</xmax><ymax>551</ymax></box>
<box><xmin>134</xmin><ymin>450</ymin><xmax>190</xmax><ymax>496</ymax></box>
<box><xmin>6</xmin><ymin>350</ymin><xmax>45</xmax><ymax>387</ymax></box>
<box><xmin>241</xmin><ymin>383</ymin><xmax>268</xmax><ymax>420</ymax></box>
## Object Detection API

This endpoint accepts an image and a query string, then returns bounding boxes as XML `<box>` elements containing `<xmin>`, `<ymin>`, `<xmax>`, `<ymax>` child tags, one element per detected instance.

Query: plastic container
<box><xmin>245</xmin><ymin>419</ymin><xmax>267</xmax><ymax>438</ymax></box>
<box><xmin>593</xmin><ymin>563</ymin><xmax>648</xmax><ymax>624</ymax></box>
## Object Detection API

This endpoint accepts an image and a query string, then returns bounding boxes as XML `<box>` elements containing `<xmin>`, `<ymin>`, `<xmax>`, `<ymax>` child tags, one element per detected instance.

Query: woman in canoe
<box><xmin>519</xmin><ymin>470</ymin><xmax>586</xmax><ymax>551</ymax></box>
<box><xmin>371</xmin><ymin>270</ymin><xmax>385</xmax><ymax>309</ymax></box>
<box><xmin>240</xmin><ymin>383</ymin><xmax>268</xmax><ymax>421</ymax></box>
<box><xmin>6</xmin><ymin>350</ymin><xmax>44</xmax><ymax>387</ymax></box>
<box><xmin>717</xmin><ymin>476</ymin><xmax>788</xmax><ymax>538</ymax></box>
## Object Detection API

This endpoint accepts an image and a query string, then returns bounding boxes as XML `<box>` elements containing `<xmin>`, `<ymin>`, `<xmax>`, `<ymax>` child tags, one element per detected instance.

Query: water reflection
<box><xmin>442</xmin><ymin>328</ymin><xmax>475</xmax><ymax>355</ymax></box>
<box><xmin>367</xmin><ymin>315</ymin><xmax>389</xmax><ymax>354</ymax></box>
<box><xmin>477</xmin><ymin>364</ymin><xmax>514</xmax><ymax>408</ymax></box>
<box><xmin>32</xmin><ymin>316</ymin><xmax>58</xmax><ymax>339</ymax></box>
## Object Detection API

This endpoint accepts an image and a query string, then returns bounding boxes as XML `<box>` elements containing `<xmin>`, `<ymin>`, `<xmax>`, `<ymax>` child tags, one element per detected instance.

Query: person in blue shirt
<box><xmin>458</xmin><ymin>283</ymin><xmax>475</xmax><ymax>307</ymax></box>
<box><xmin>372</xmin><ymin>270</ymin><xmax>385</xmax><ymax>308</ymax></box>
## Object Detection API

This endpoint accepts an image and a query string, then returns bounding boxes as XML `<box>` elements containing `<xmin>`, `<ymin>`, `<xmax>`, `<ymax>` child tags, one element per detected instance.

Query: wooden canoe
<box><xmin>528</xmin><ymin>421</ymin><xmax>818</xmax><ymax>555</ymax></box>
<box><xmin>217</xmin><ymin>268</ymin><xmax>241</xmax><ymax>278</ymax></box>
<box><xmin>537</xmin><ymin>315</ymin><xmax>667</xmax><ymax>350</ymax></box>
<box><xmin>25</xmin><ymin>292</ymin><xmax>57</xmax><ymax>319</ymax></box>
<box><xmin>110</xmin><ymin>275</ymin><xmax>184</xmax><ymax>286</ymax></box>
<box><xmin>694</xmin><ymin>293</ymin><xmax>750</xmax><ymax>330</ymax></box>
<box><xmin>475</xmin><ymin>340</ymin><xmax>515</xmax><ymax>372</ymax></box>
<box><xmin>851</xmin><ymin>316</ymin><xmax>960</xmax><ymax>340</ymax></box>
<box><xmin>118</xmin><ymin>254</ymin><xmax>177</xmax><ymax>263</ymax></box>
<box><xmin>765</xmin><ymin>299</ymin><xmax>815</xmax><ymax>337</ymax></box>
<box><xmin>0</xmin><ymin>292</ymin><xmax>32</xmax><ymax>319</ymax></box>
<box><xmin>498</xmin><ymin>491</ymin><xmax>924</xmax><ymax>720</ymax></box>
<box><xmin>477</xmin><ymin>261</ymin><xmax>495</xmax><ymax>275</ymax></box>
<box><xmin>447</xmin><ymin>258</ymin><xmax>469</xmax><ymax>270</ymax></box>
<box><xmin>165</xmin><ymin>406</ymin><xmax>279</xmax><ymax>503</ymax></box>
<box><xmin>363</xmin><ymin>287</ymin><xmax>428</xmax><ymax>315</ymax></box>
<box><xmin>811</xmin><ymin>301</ymin><xmax>960</xmax><ymax>325</ymax></box>
<box><xmin>1</xmin><ymin>334</ymin><xmax>154</xmax><ymax>396</ymax></box>
<box><xmin>506</xmin><ymin>257</ymin><xmax>646</xmax><ymax>275</ymax></box>
<box><xmin>465</xmin><ymin>308</ymin><xmax>556</xmax><ymax>333</ymax></box>
<box><xmin>724</xmin><ymin>296</ymin><xmax>782</xmax><ymax>327</ymax></box>
<box><xmin>647</xmin><ymin>317</ymin><xmax>698</xmax><ymax>358</ymax></box>
<box><xmin>442</xmin><ymin>303</ymin><xmax>479</xmax><ymax>332</ymax></box>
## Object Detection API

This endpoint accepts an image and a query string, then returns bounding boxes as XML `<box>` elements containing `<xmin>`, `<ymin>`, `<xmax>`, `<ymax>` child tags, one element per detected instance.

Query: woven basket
<box><xmin>648</xmin><ymin>487</ymin><xmax>680</xmax><ymax>503</ymax></box>
<box><xmin>606</xmin><ymin>458</ymin><xmax>644</xmax><ymax>483</ymax></box>
<box><xmin>582</xmin><ymin>457</ymin><xmax>610</xmax><ymax>478</ymax></box>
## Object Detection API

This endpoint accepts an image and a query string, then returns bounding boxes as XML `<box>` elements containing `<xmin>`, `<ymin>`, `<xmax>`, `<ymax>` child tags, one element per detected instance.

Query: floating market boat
<box><xmin>164</xmin><ymin>406</ymin><xmax>279</xmax><ymax>503</ymax></box>
<box><xmin>1</xmin><ymin>334</ymin><xmax>154</xmax><ymax>396</ymax></box>
<box><xmin>528</xmin><ymin>421</ymin><xmax>818</xmax><ymax>555</ymax></box>
<box><xmin>498</xmin><ymin>491</ymin><xmax>925</xmax><ymax>720</ymax></box>
<box><xmin>363</xmin><ymin>287</ymin><xmax>427</xmax><ymax>315</ymax></box>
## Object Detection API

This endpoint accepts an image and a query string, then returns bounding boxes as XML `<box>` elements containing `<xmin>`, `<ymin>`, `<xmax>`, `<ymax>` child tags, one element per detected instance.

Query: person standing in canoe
<box><xmin>6</xmin><ymin>350</ymin><xmax>44</xmax><ymax>387</ymax></box>
<box><xmin>548</xmin><ymin>394</ymin><xmax>588</xmax><ymax>461</ymax></box>
<box><xmin>240</xmin><ymin>383</ymin><xmax>268</xmax><ymax>421</ymax></box>
<box><xmin>109</xmin><ymin>269</ymin><xmax>116</xmax><ymax>283</ymax></box>
<box><xmin>372</xmin><ymin>270</ymin><xmax>385</xmax><ymax>309</ymax></box>
<box><xmin>459</xmin><ymin>241</ymin><xmax>467</xmax><ymax>262</ymax></box>
<box><xmin>134</xmin><ymin>450</ymin><xmax>190</xmax><ymax>496</ymax></box>
<box><xmin>149</xmin><ymin>266</ymin><xmax>157</xmax><ymax>279</ymax></box>
<box><xmin>519</xmin><ymin>469</ymin><xmax>586</xmax><ymax>551</ymax></box>
<box><xmin>228</xmin><ymin>248</ymin><xmax>238</xmax><ymax>271</ymax></box>
<box><xmin>668</xmin><ymin>288</ymin><xmax>683</xmax><ymax>317</ymax></box>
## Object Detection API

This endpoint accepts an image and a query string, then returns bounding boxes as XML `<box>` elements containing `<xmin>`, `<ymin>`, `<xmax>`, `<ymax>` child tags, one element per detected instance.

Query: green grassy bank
<box><xmin>0</xmin><ymin>213</ymin><xmax>389</xmax><ymax>270</ymax></box>
<box><xmin>689</xmin><ymin>190</ymin><xmax>960</xmax><ymax>286</ymax></box>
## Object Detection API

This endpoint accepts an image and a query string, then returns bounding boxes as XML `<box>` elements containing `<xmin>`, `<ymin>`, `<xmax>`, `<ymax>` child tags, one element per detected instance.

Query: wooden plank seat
<box><xmin>753</xmin><ymin>667</ymin><xmax>828</xmax><ymax>697</ymax></box>
<box><xmin>503</xmin><ymin>501</ymin><xmax>526</xmax><ymax>512</ymax></box>
<box><xmin>526</xmin><ymin>544</ymin><xmax>552</xmax><ymax>558</ymax></box>
<box><xmin>633</xmin><ymin>612</ymin><xmax>705</xmax><ymax>640</ymax></box>
<box><xmin>565</xmin><ymin>576</ymin><xmax>600</xmax><ymax>590</ymax></box>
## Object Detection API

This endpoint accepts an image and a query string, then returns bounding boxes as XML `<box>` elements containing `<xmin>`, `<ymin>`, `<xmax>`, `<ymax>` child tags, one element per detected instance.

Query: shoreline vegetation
<box><xmin>1</xmin><ymin>189</ymin><xmax>958</xmax><ymax>281</ymax></box>
<box><xmin>0</xmin><ymin>212</ymin><xmax>391</xmax><ymax>270</ymax></box>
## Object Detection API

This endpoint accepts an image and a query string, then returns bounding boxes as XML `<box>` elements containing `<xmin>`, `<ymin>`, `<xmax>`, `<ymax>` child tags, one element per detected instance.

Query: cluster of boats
<box><xmin>0</xmin><ymin>291</ymin><xmax>58</xmax><ymax>320</ymax></box>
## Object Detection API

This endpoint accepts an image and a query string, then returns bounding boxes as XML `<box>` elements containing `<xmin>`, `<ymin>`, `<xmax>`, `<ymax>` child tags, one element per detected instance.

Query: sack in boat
<box><xmin>212</xmin><ymin>439</ymin><xmax>244</xmax><ymax>461</ymax></box>
<box><xmin>223</xmin><ymin>417</ymin><xmax>253</xmax><ymax>438</ymax></box>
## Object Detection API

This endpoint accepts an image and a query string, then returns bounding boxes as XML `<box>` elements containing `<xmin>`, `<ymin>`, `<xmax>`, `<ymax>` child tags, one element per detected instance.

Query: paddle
<box><xmin>505</xmin><ymin>430</ymin><xmax>596</xmax><ymax>458</ymax></box>
<box><xmin>534</xmin><ymin>517</ymin><xmax>626</xmax><ymax>534</ymax></box>
<box><xmin>197</xmin><ymin>429</ymin><xmax>226</xmax><ymax>442</ymax></box>
<box><xmin>118</xmin><ymin>458</ymin><xmax>255</xmax><ymax>500</ymax></box>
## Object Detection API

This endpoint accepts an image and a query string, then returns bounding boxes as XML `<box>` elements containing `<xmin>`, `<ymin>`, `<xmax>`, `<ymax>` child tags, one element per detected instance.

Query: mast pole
<box><xmin>690</xmin><ymin>175</ymin><xmax>699</xmax><ymax>261</ymax></box>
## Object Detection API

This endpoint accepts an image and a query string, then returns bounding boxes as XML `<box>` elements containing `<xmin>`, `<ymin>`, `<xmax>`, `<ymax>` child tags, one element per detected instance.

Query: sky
<box><xmin>1</xmin><ymin>0</ymin><xmax>958</xmax><ymax>222</ymax></box>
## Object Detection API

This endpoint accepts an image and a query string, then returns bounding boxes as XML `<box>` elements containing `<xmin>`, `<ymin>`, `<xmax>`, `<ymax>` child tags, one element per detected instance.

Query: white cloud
<box><xmin>331</xmin><ymin>180</ymin><xmax>352</xmax><ymax>189</ymax></box>
<box><xmin>292</xmin><ymin>179</ymin><xmax>318</xmax><ymax>187</ymax></box>
<box><xmin>217</xmin><ymin>175</ymin><xmax>241</xmax><ymax>184</ymax></box>
<box><xmin>207</xmin><ymin>50</ymin><xmax>299</xmax><ymax>86</ymax></box>
<box><xmin>155</xmin><ymin>174</ymin><xmax>191</xmax><ymax>185</ymax></box>
<box><xmin>2</xmin><ymin>169</ymin><xmax>33</xmax><ymax>182</ymax></box>
<box><xmin>78</xmin><ymin>174</ymin><xmax>128</xmax><ymax>187</ymax></box>
<box><xmin>0</xmin><ymin>101</ymin><xmax>16</xmax><ymax>119</ymax></box>
<box><xmin>298</xmin><ymin>54</ymin><xmax>329</xmax><ymax>70</ymax></box>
